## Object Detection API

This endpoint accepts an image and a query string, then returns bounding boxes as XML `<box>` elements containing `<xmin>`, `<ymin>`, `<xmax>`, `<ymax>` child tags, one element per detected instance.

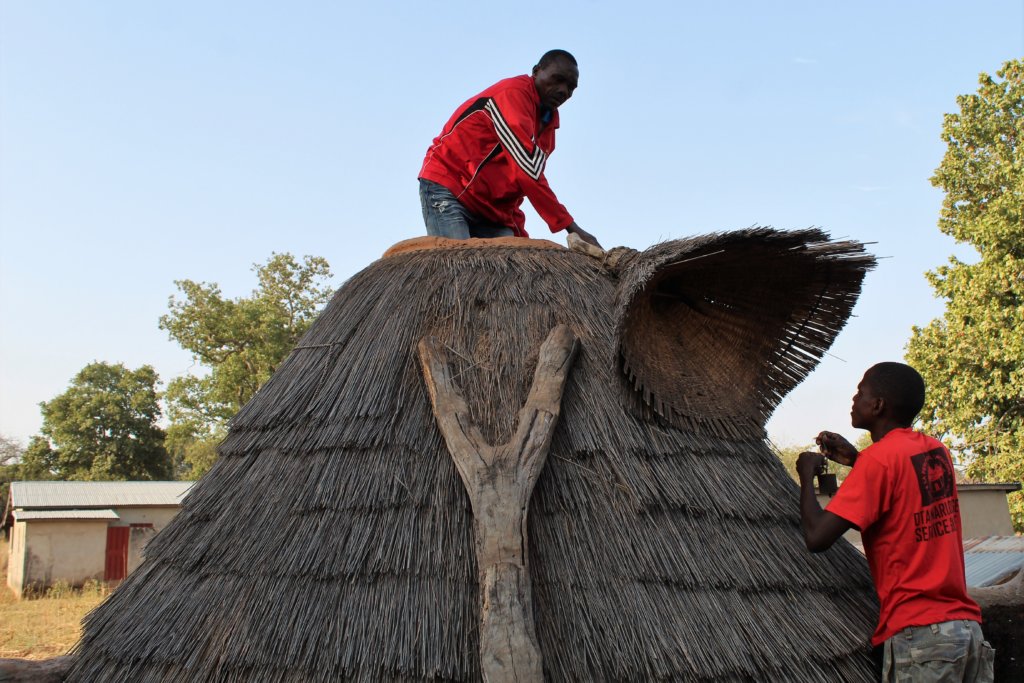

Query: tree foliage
<box><xmin>163</xmin><ymin>376</ymin><xmax>225</xmax><ymax>479</ymax></box>
<box><xmin>775</xmin><ymin>443</ymin><xmax>813</xmax><ymax>483</ymax></box>
<box><xmin>21</xmin><ymin>362</ymin><xmax>171</xmax><ymax>481</ymax></box>
<box><xmin>159</xmin><ymin>253</ymin><xmax>333</xmax><ymax>478</ymax></box>
<box><xmin>1</xmin><ymin>434</ymin><xmax>27</xmax><ymax>513</ymax></box>
<box><xmin>774</xmin><ymin>435</ymin><xmax>864</xmax><ymax>485</ymax></box>
<box><xmin>905</xmin><ymin>59</ymin><xmax>1023</xmax><ymax>530</ymax></box>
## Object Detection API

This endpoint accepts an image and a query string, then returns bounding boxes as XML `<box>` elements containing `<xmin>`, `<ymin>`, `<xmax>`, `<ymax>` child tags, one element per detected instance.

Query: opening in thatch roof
<box><xmin>67</xmin><ymin>228</ymin><xmax>879</xmax><ymax>682</ymax></box>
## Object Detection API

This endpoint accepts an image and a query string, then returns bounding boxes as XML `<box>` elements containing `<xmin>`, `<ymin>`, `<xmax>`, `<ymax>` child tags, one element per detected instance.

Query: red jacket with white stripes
<box><xmin>418</xmin><ymin>75</ymin><xmax>573</xmax><ymax>237</ymax></box>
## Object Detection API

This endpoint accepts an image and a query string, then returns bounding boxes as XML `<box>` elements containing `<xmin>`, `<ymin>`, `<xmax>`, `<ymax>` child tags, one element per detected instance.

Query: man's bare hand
<box><xmin>815</xmin><ymin>431</ymin><xmax>859</xmax><ymax>466</ymax></box>
<box><xmin>565</xmin><ymin>222</ymin><xmax>602</xmax><ymax>249</ymax></box>
<box><xmin>796</xmin><ymin>451</ymin><xmax>825</xmax><ymax>482</ymax></box>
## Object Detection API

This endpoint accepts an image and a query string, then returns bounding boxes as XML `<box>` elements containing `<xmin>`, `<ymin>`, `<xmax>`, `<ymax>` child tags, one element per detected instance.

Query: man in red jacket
<box><xmin>418</xmin><ymin>50</ymin><xmax>601</xmax><ymax>248</ymax></box>
<box><xmin>796</xmin><ymin>362</ymin><xmax>993</xmax><ymax>682</ymax></box>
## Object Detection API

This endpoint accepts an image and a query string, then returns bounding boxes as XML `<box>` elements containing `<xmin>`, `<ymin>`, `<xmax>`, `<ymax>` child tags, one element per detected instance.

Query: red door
<box><xmin>105</xmin><ymin>526</ymin><xmax>130</xmax><ymax>581</ymax></box>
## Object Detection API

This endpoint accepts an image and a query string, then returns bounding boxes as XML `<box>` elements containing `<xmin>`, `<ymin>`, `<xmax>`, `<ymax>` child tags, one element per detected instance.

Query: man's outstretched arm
<box><xmin>796</xmin><ymin>451</ymin><xmax>855</xmax><ymax>552</ymax></box>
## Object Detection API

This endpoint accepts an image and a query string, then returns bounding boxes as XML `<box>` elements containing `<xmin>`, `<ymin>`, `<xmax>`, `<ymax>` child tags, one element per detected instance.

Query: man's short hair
<box><xmin>864</xmin><ymin>362</ymin><xmax>926</xmax><ymax>426</ymax></box>
<box><xmin>536</xmin><ymin>49</ymin><xmax>577</xmax><ymax>69</ymax></box>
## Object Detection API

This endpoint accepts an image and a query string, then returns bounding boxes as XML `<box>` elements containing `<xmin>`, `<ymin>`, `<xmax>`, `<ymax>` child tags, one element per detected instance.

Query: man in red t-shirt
<box><xmin>796</xmin><ymin>362</ymin><xmax>994</xmax><ymax>682</ymax></box>
<box><xmin>418</xmin><ymin>49</ymin><xmax>601</xmax><ymax>248</ymax></box>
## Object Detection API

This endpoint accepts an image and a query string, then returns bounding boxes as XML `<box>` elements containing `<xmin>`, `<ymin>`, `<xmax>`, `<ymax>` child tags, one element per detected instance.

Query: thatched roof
<box><xmin>67</xmin><ymin>228</ymin><xmax>879</xmax><ymax>681</ymax></box>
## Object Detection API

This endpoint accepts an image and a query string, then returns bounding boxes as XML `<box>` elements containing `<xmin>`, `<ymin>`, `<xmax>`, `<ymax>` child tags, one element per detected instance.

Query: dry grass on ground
<box><xmin>0</xmin><ymin>538</ymin><xmax>110</xmax><ymax>660</ymax></box>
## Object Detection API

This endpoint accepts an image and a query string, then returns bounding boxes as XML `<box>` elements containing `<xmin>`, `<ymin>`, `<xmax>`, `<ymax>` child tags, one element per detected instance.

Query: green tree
<box><xmin>1</xmin><ymin>434</ymin><xmax>26</xmax><ymax>514</ymax></box>
<box><xmin>163</xmin><ymin>376</ymin><xmax>224</xmax><ymax>479</ymax></box>
<box><xmin>21</xmin><ymin>363</ymin><xmax>171</xmax><ymax>481</ymax></box>
<box><xmin>905</xmin><ymin>58</ymin><xmax>1023</xmax><ymax>530</ymax></box>
<box><xmin>159</xmin><ymin>253</ymin><xmax>333</xmax><ymax>478</ymax></box>
<box><xmin>17</xmin><ymin>436</ymin><xmax>60</xmax><ymax>480</ymax></box>
<box><xmin>775</xmin><ymin>442</ymin><xmax>813</xmax><ymax>483</ymax></box>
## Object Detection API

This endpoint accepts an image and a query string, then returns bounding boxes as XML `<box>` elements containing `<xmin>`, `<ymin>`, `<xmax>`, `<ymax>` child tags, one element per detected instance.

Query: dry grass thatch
<box><xmin>67</xmin><ymin>228</ymin><xmax>880</xmax><ymax>681</ymax></box>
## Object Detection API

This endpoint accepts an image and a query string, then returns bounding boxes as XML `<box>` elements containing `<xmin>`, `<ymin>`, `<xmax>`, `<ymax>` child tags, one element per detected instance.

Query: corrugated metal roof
<box><xmin>965</xmin><ymin>552</ymin><xmax>1024</xmax><ymax>587</ymax></box>
<box><xmin>962</xmin><ymin>535</ymin><xmax>1024</xmax><ymax>552</ymax></box>
<box><xmin>14</xmin><ymin>508</ymin><xmax>120</xmax><ymax>521</ymax></box>
<box><xmin>10</xmin><ymin>481</ymin><xmax>193</xmax><ymax>509</ymax></box>
<box><xmin>963</xmin><ymin>535</ymin><xmax>1024</xmax><ymax>588</ymax></box>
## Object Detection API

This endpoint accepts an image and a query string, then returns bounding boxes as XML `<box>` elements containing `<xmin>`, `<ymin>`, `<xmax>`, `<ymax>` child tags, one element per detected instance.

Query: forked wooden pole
<box><xmin>418</xmin><ymin>325</ymin><xmax>578</xmax><ymax>683</ymax></box>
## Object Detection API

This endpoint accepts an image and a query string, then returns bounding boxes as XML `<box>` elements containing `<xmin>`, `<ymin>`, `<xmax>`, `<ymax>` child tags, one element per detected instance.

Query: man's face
<box><xmin>850</xmin><ymin>375</ymin><xmax>881</xmax><ymax>430</ymax></box>
<box><xmin>532</xmin><ymin>58</ymin><xmax>579</xmax><ymax>110</ymax></box>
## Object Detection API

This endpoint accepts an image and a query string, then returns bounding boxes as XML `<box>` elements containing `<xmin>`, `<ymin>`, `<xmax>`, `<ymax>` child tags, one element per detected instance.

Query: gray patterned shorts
<box><xmin>882</xmin><ymin>620</ymin><xmax>994</xmax><ymax>682</ymax></box>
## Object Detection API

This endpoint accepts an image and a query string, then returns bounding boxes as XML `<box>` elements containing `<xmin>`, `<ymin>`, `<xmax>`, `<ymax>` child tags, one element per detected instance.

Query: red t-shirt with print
<box><xmin>826</xmin><ymin>428</ymin><xmax>982</xmax><ymax>645</ymax></box>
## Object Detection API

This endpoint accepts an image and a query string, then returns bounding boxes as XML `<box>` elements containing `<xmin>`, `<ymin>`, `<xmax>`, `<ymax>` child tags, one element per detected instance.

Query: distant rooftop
<box><xmin>9</xmin><ymin>481</ymin><xmax>193</xmax><ymax>510</ymax></box>
<box><xmin>959</xmin><ymin>482</ymin><xmax>1023</xmax><ymax>492</ymax></box>
<box><xmin>13</xmin><ymin>508</ymin><xmax>120</xmax><ymax>521</ymax></box>
<box><xmin>963</xmin><ymin>535</ymin><xmax>1024</xmax><ymax>587</ymax></box>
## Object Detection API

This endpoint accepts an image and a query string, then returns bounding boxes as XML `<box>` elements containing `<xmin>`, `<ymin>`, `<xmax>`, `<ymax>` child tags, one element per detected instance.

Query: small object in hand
<box><xmin>567</xmin><ymin>232</ymin><xmax>605</xmax><ymax>258</ymax></box>
<box><xmin>816</xmin><ymin>459</ymin><xmax>838</xmax><ymax>496</ymax></box>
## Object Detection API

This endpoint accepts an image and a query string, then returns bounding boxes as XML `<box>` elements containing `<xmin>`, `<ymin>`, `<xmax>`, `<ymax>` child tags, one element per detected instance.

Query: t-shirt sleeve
<box><xmin>486</xmin><ymin>87</ymin><xmax>574</xmax><ymax>232</ymax></box>
<box><xmin>825</xmin><ymin>450</ymin><xmax>890</xmax><ymax>531</ymax></box>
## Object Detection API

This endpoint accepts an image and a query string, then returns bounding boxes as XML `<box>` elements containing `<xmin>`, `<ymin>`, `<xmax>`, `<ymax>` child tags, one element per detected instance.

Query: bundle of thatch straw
<box><xmin>67</xmin><ymin>228</ymin><xmax>879</xmax><ymax>682</ymax></box>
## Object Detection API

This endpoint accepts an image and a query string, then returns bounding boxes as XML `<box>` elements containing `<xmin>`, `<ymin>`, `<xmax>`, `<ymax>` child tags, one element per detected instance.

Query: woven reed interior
<box><xmin>615</xmin><ymin>229</ymin><xmax>875</xmax><ymax>437</ymax></box>
<box><xmin>67</xmin><ymin>229</ymin><xmax>879</xmax><ymax>682</ymax></box>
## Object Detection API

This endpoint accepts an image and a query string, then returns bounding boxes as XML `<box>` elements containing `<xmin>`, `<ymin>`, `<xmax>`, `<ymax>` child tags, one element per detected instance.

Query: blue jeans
<box><xmin>882</xmin><ymin>620</ymin><xmax>994</xmax><ymax>682</ymax></box>
<box><xmin>418</xmin><ymin>179</ymin><xmax>515</xmax><ymax>239</ymax></box>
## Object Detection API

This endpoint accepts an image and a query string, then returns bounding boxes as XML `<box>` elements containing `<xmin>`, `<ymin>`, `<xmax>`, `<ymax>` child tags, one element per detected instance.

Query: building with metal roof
<box><xmin>9</xmin><ymin>480</ymin><xmax>192</xmax><ymax>510</ymax></box>
<box><xmin>964</xmin><ymin>536</ymin><xmax>1024</xmax><ymax>588</ymax></box>
<box><xmin>4</xmin><ymin>480</ymin><xmax>193</xmax><ymax>596</ymax></box>
<box><xmin>13</xmin><ymin>509</ymin><xmax>120</xmax><ymax>522</ymax></box>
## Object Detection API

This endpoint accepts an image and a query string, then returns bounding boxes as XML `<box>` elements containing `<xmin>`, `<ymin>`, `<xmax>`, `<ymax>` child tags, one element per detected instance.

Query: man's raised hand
<box><xmin>815</xmin><ymin>431</ymin><xmax>859</xmax><ymax>467</ymax></box>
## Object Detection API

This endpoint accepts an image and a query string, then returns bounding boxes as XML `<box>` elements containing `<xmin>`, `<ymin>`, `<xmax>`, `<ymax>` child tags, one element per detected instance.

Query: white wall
<box><xmin>6</xmin><ymin>520</ymin><xmax>27</xmax><ymax>594</ymax></box>
<box><xmin>22</xmin><ymin>520</ymin><xmax>108</xmax><ymax>590</ymax></box>
<box><xmin>959</xmin><ymin>489</ymin><xmax>1015</xmax><ymax>538</ymax></box>
<box><xmin>128</xmin><ymin>525</ymin><xmax>157</xmax><ymax>573</ymax></box>
<box><xmin>6</xmin><ymin>505</ymin><xmax>186</xmax><ymax>596</ymax></box>
<box><xmin>115</xmin><ymin>506</ymin><xmax>181</xmax><ymax>529</ymax></box>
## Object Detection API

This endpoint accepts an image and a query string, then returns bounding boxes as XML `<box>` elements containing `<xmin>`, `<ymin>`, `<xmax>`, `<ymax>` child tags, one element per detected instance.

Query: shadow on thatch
<box><xmin>66</xmin><ymin>228</ymin><xmax>879</xmax><ymax>681</ymax></box>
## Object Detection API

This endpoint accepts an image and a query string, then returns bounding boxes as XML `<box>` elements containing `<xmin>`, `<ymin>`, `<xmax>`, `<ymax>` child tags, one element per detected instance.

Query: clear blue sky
<box><xmin>1</xmin><ymin>1</ymin><xmax>1022</xmax><ymax>450</ymax></box>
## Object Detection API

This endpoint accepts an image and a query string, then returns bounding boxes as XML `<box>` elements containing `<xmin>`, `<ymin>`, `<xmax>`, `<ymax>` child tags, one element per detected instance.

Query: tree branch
<box><xmin>418</xmin><ymin>324</ymin><xmax>579</xmax><ymax>683</ymax></box>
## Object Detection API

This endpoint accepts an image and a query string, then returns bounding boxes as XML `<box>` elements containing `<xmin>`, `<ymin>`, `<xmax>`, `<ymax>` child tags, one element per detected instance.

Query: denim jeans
<box><xmin>418</xmin><ymin>179</ymin><xmax>515</xmax><ymax>239</ymax></box>
<box><xmin>882</xmin><ymin>620</ymin><xmax>994</xmax><ymax>682</ymax></box>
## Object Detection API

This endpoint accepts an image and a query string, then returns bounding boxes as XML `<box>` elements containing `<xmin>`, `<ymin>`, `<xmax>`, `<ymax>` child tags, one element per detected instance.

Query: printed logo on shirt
<box><xmin>911</xmin><ymin>447</ymin><xmax>955</xmax><ymax>506</ymax></box>
<box><xmin>910</xmin><ymin>447</ymin><xmax>960</xmax><ymax>542</ymax></box>
<box><xmin>913</xmin><ymin>497</ymin><xmax>960</xmax><ymax>542</ymax></box>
